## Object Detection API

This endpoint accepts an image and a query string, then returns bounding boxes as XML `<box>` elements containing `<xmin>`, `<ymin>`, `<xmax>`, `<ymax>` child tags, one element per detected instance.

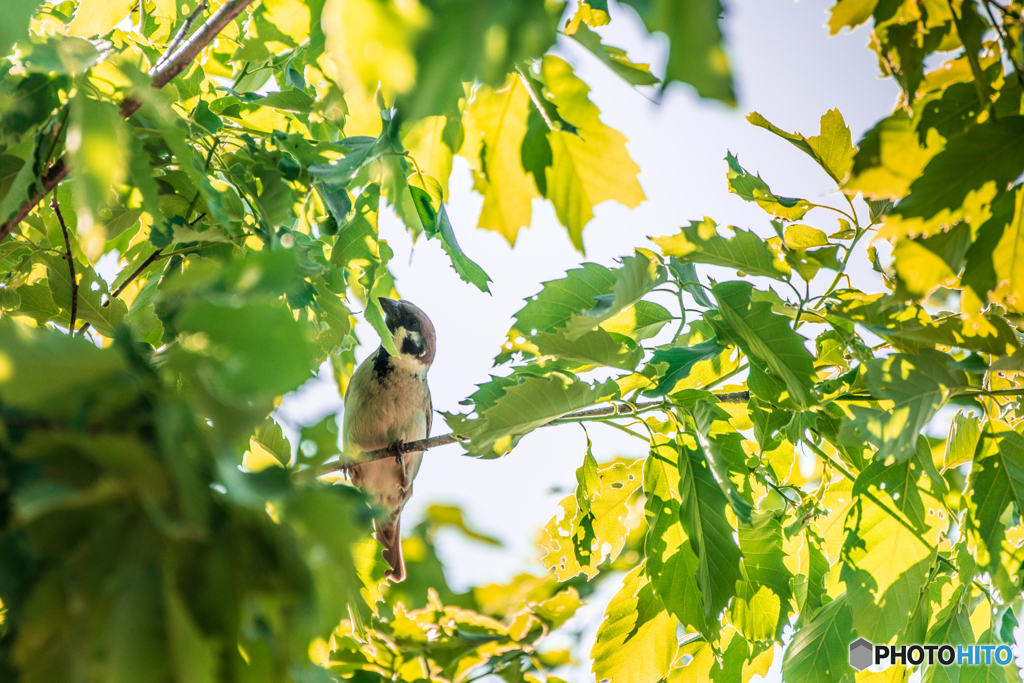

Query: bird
<box><xmin>342</xmin><ymin>297</ymin><xmax>435</xmax><ymax>582</ymax></box>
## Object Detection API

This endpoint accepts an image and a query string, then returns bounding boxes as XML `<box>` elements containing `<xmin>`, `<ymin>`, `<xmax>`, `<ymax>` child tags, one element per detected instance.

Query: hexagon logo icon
<box><xmin>849</xmin><ymin>638</ymin><xmax>874</xmax><ymax>671</ymax></box>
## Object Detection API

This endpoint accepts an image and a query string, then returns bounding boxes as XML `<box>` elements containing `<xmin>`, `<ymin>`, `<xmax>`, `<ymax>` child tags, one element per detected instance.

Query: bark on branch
<box><xmin>0</xmin><ymin>0</ymin><xmax>255</xmax><ymax>243</ymax></box>
<box><xmin>319</xmin><ymin>390</ymin><xmax>751</xmax><ymax>476</ymax></box>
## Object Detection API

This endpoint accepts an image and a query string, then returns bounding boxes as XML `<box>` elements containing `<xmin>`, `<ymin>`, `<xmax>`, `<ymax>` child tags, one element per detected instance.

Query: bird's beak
<box><xmin>378</xmin><ymin>297</ymin><xmax>401</xmax><ymax>319</ymax></box>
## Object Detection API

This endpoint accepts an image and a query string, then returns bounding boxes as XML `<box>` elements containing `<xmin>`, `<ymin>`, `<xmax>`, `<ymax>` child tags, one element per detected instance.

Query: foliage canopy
<box><xmin>1</xmin><ymin>1</ymin><xmax>1023</xmax><ymax>683</ymax></box>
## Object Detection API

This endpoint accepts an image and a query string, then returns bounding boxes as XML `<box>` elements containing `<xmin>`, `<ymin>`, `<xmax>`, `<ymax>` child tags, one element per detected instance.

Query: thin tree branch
<box><xmin>76</xmin><ymin>212</ymin><xmax>206</xmax><ymax>336</ymax></box>
<box><xmin>49</xmin><ymin>196</ymin><xmax>77</xmax><ymax>334</ymax></box>
<box><xmin>319</xmin><ymin>391</ymin><xmax>751</xmax><ymax>475</ymax></box>
<box><xmin>153</xmin><ymin>0</ymin><xmax>210</xmax><ymax>72</ymax></box>
<box><xmin>0</xmin><ymin>0</ymin><xmax>254</xmax><ymax>243</ymax></box>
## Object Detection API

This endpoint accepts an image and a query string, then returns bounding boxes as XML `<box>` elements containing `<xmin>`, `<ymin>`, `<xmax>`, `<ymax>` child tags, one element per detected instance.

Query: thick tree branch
<box><xmin>50</xmin><ymin>196</ymin><xmax>77</xmax><ymax>334</ymax></box>
<box><xmin>0</xmin><ymin>0</ymin><xmax>255</xmax><ymax>243</ymax></box>
<box><xmin>319</xmin><ymin>390</ymin><xmax>751</xmax><ymax>475</ymax></box>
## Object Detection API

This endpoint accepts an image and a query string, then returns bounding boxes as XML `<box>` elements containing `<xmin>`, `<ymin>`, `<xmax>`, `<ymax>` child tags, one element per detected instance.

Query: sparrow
<box><xmin>342</xmin><ymin>297</ymin><xmax>435</xmax><ymax>582</ymax></box>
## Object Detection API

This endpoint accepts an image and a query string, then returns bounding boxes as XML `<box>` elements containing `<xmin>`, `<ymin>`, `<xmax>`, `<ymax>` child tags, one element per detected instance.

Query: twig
<box><xmin>152</xmin><ymin>1</ymin><xmax>210</xmax><ymax>71</ymax></box>
<box><xmin>0</xmin><ymin>0</ymin><xmax>255</xmax><ymax>243</ymax></box>
<box><xmin>49</xmin><ymin>196</ymin><xmax>77</xmax><ymax>334</ymax></box>
<box><xmin>319</xmin><ymin>391</ymin><xmax>751</xmax><ymax>474</ymax></box>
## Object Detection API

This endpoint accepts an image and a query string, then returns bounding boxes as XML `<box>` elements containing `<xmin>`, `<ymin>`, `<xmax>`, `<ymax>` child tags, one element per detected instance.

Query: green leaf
<box><xmin>591</xmin><ymin>565</ymin><xmax>677</xmax><ymax>683</ymax></box>
<box><xmin>784</xmin><ymin>225</ymin><xmax>830</xmax><ymax>250</ymax></box>
<box><xmin>840</xmin><ymin>477</ymin><xmax>945</xmax><ymax>644</ymax></box>
<box><xmin>730</xmin><ymin>517</ymin><xmax>794</xmax><ymax>642</ymax></box>
<box><xmin>42</xmin><ymin>253</ymin><xmax>128</xmax><ymax>336</ymax></box>
<box><xmin>175</xmin><ymin>300</ymin><xmax>312</xmax><ymax>399</ymax></box>
<box><xmin>504</xmin><ymin>253</ymin><xmax>661</xmax><ymax>368</ymax></box>
<box><xmin>446</xmin><ymin>374</ymin><xmax>619</xmax><ymax>458</ymax></box>
<box><xmin>70</xmin><ymin>91</ymin><xmax>130</xmax><ymax>238</ymax></box>
<box><xmin>568</xmin><ymin>24</ymin><xmax>660</xmax><ymax>86</ymax></box>
<box><xmin>399</xmin><ymin>0</ymin><xmax>558</xmax><ymax>121</ymax></box>
<box><xmin>643</xmin><ymin>338</ymin><xmax>725</xmax><ymax>397</ymax></box>
<box><xmin>250</xmin><ymin>416</ymin><xmax>293</xmax><ymax>467</ymax></box>
<box><xmin>0</xmin><ymin>318</ymin><xmax>127</xmax><ymax>413</ymax></box>
<box><xmin>846</xmin><ymin>109</ymin><xmax>943</xmax><ymax>201</ymax></box>
<box><xmin>407</xmin><ymin>171</ymin><xmax>492</xmax><ymax>293</ymax></box>
<box><xmin>827</xmin><ymin>0</ymin><xmax>879</xmax><ymax>34</ymax></box>
<box><xmin>654</xmin><ymin>219</ymin><xmax>791</xmax><ymax>281</ymax></box>
<box><xmin>533</xmin><ymin>587</ymin><xmax>585</xmax><ymax>628</ymax></box>
<box><xmin>726</xmin><ymin>152</ymin><xmax>811</xmax><ymax>221</ymax></box>
<box><xmin>843</xmin><ymin>351</ymin><xmax>959</xmax><ymax>462</ymax></box>
<box><xmin>541</xmin><ymin>447</ymin><xmax>644</xmax><ymax>580</ymax></box>
<box><xmin>668</xmin><ymin>258</ymin><xmax>713</xmax><ymax>307</ymax></box>
<box><xmin>892</xmin><ymin>222</ymin><xmax>971</xmax><ymax>298</ymax></box>
<box><xmin>748</xmin><ymin>108</ymin><xmax>855</xmax><ymax>186</ymax></box>
<box><xmin>0</xmin><ymin>0</ymin><xmax>42</xmax><ymax>56</ymax></box>
<box><xmin>882</xmin><ymin>117</ymin><xmax>1024</xmax><ymax>240</ymax></box>
<box><xmin>164</xmin><ymin>586</ymin><xmax>217</xmax><ymax>683</ymax></box>
<box><xmin>963</xmin><ymin>186</ymin><xmax>1024</xmax><ymax>317</ymax></box>
<box><xmin>827</xmin><ymin>290</ymin><xmax>1021</xmax><ymax>356</ymax></box>
<box><xmin>780</xmin><ymin>593</ymin><xmax>854</xmax><ymax>683</ymax></box>
<box><xmin>677</xmin><ymin>430</ymin><xmax>742</xmax><ymax>618</ymax></box>
<box><xmin>308</xmin><ymin>136</ymin><xmax>380</xmax><ymax>185</ymax></box>
<box><xmin>599</xmin><ymin>300</ymin><xmax>673</xmax><ymax>342</ymax></box>
<box><xmin>709</xmin><ymin>281</ymin><xmax>817</xmax><ymax>409</ymax></box>
<box><xmin>619</xmin><ymin>0</ymin><xmax>734</xmax><ymax>105</ymax></box>
<box><xmin>945</xmin><ymin>410</ymin><xmax>981</xmax><ymax>470</ymax></box>
<box><xmin>970</xmin><ymin>422</ymin><xmax>1024</xmax><ymax>573</ymax></box>
<box><xmin>540</xmin><ymin>56</ymin><xmax>646</xmax><ymax>251</ymax></box>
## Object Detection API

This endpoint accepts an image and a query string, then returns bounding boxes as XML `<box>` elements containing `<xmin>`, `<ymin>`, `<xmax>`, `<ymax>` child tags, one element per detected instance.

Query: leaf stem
<box><xmin>49</xmin><ymin>195</ymin><xmax>77</xmax><ymax>335</ymax></box>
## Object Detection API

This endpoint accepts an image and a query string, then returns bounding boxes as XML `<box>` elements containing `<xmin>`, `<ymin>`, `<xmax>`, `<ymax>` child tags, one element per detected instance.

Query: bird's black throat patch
<box><xmin>401</xmin><ymin>334</ymin><xmax>425</xmax><ymax>357</ymax></box>
<box><xmin>373</xmin><ymin>347</ymin><xmax>392</xmax><ymax>381</ymax></box>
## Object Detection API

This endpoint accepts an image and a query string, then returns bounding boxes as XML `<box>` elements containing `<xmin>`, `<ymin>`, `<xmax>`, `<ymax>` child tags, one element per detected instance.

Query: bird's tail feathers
<box><xmin>376</xmin><ymin>516</ymin><xmax>405</xmax><ymax>583</ymax></box>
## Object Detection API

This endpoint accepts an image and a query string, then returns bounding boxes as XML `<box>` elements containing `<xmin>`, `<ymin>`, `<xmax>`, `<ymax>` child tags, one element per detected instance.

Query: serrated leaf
<box><xmin>709</xmin><ymin>281</ymin><xmax>817</xmax><ymax>409</ymax></box>
<box><xmin>677</xmin><ymin>430</ymin><xmax>742</xmax><ymax>617</ymax></box>
<box><xmin>599</xmin><ymin>300</ymin><xmax>672</xmax><ymax>342</ymax></box>
<box><xmin>407</xmin><ymin>171</ymin><xmax>492</xmax><ymax>293</ymax></box>
<box><xmin>730</xmin><ymin>517</ymin><xmax>794</xmax><ymax>642</ymax></box>
<box><xmin>781</xmin><ymin>594</ymin><xmax>855</xmax><ymax>683</ymax></box>
<box><xmin>882</xmin><ymin>117</ymin><xmax>1024</xmax><ymax>240</ymax></box>
<box><xmin>963</xmin><ymin>186</ymin><xmax>1024</xmax><ymax>316</ymax></box>
<box><xmin>569</xmin><ymin>24</ymin><xmax>660</xmax><ymax>86</ymax></box>
<box><xmin>840</xmin><ymin>478</ymin><xmax>945</xmax><ymax>644</ymax></box>
<box><xmin>945</xmin><ymin>410</ymin><xmax>981</xmax><ymax>470</ymax></box>
<box><xmin>843</xmin><ymin>351</ymin><xmax>959</xmax><ymax>462</ymax></box>
<box><xmin>541</xmin><ymin>448</ymin><xmax>643</xmax><ymax>580</ymax></box>
<box><xmin>748</xmin><ymin>108</ymin><xmax>855</xmax><ymax>186</ymax></box>
<box><xmin>540</xmin><ymin>56</ymin><xmax>646</xmax><ymax>251</ymax></box>
<box><xmin>643</xmin><ymin>338</ymin><xmax>725</xmax><ymax>398</ymax></box>
<box><xmin>461</xmin><ymin>76</ymin><xmax>539</xmax><ymax>244</ymax></box>
<box><xmin>828</xmin><ymin>290</ymin><xmax>1021</xmax><ymax>356</ymax></box>
<box><xmin>591</xmin><ymin>565</ymin><xmax>677</xmax><ymax>683</ymax></box>
<box><xmin>726</xmin><ymin>152</ymin><xmax>811</xmax><ymax>221</ymax></box>
<box><xmin>970</xmin><ymin>422</ymin><xmax>1024</xmax><ymax>575</ymax></box>
<box><xmin>654</xmin><ymin>218</ymin><xmax>791</xmax><ymax>281</ymax></box>
<box><xmin>446</xmin><ymin>374</ymin><xmax>619</xmax><ymax>458</ymax></box>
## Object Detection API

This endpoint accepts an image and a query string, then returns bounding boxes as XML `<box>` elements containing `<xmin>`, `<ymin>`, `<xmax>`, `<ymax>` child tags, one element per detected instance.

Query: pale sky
<box><xmin>276</xmin><ymin>0</ymin><xmax>901</xmax><ymax>678</ymax></box>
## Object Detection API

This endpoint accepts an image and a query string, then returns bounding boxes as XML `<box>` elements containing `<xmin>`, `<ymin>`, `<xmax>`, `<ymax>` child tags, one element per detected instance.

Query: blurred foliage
<box><xmin>0</xmin><ymin>0</ymin><xmax>733</xmax><ymax>681</ymax></box>
<box><xmin>3</xmin><ymin>0</ymin><xmax>1024</xmax><ymax>683</ymax></box>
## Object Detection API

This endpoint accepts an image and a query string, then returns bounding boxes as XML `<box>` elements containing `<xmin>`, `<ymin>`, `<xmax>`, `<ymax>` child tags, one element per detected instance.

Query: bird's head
<box><xmin>379</xmin><ymin>298</ymin><xmax>436</xmax><ymax>367</ymax></box>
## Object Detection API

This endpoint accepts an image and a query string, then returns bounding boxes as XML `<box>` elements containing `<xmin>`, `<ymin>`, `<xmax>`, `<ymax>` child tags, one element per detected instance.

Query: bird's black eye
<box><xmin>407</xmin><ymin>318</ymin><xmax>420</xmax><ymax>331</ymax></box>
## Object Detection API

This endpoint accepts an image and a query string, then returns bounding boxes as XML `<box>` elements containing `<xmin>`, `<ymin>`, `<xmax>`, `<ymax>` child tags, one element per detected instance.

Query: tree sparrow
<box><xmin>342</xmin><ymin>298</ymin><xmax>435</xmax><ymax>582</ymax></box>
